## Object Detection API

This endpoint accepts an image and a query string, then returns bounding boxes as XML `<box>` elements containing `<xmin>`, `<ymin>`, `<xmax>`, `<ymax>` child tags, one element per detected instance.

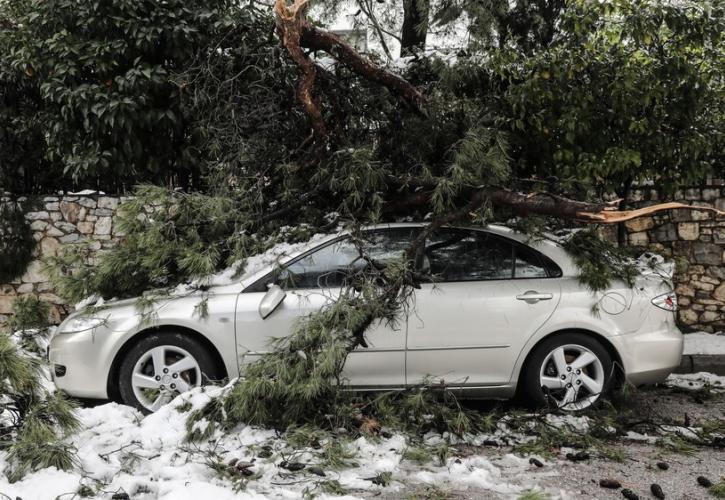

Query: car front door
<box><xmin>234</xmin><ymin>227</ymin><xmax>419</xmax><ymax>388</ymax></box>
<box><xmin>405</xmin><ymin>228</ymin><xmax>561</xmax><ymax>387</ymax></box>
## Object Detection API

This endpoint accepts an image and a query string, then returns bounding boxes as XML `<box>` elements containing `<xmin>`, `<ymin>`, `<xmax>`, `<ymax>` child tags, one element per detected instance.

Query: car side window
<box><xmin>425</xmin><ymin>229</ymin><xmax>514</xmax><ymax>281</ymax></box>
<box><xmin>514</xmin><ymin>245</ymin><xmax>550</xmax><ymax>278</ymax></box>
<box><xmin>276</xmin><ymin>227</ymin><xmax>420</xmax><ymax>290</ymax></box>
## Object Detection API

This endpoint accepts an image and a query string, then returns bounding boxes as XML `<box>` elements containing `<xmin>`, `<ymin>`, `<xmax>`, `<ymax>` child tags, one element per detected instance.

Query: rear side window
<box><xmin>424</xmin><ymin>228</ymin><xmax>561</xmax><ymax>282</ymax></box>
<box><xmin>514</xmin><ymin>245</ymin><xmax>550</xmax><ymax>278</ymax></box>
<box><xmin>425</xmin><ymin>229</ymin><xmax>514</xmax><ymax>281</ymax></box>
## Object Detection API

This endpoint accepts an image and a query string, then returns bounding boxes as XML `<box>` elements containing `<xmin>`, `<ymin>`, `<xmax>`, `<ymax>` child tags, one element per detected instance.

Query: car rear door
<box><xmin>405</xmin><ymin>228</ymin><xmax>561</xmax><ymax>387</ymax></box>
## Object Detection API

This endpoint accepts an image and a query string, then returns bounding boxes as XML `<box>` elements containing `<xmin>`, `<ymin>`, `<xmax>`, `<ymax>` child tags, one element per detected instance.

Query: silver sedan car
<box><xmin>49</xmin><ymin>224</ymin><xmax>683</xmax><ymax>412</ymax></box>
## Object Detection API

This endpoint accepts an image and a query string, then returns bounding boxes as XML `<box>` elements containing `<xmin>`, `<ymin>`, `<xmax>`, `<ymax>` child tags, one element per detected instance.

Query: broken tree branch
<box><xmin>274</xmin><ymin>0</ymin><xmax>328</xmax><ymax>146</ymax></box>
<box><xmin>384</xmin><ymin>184</ymin><xmax>725</xmax><ymax>223</ymax></box>
<box><xmin>273</xmin><ymin>0</ymin><xmax>425</xmax><ymax>141</ymax></box>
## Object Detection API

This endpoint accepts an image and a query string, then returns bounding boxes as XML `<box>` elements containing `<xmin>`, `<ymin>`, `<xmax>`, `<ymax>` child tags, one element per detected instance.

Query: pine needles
<box><xmin>1</xmin><ymin>296</ymin><xmax>78</xmax><ymax>481</ymax></box>
<box><xmin>0</xmin><ymin>331</ymin><xmax>79</xmax><ymax>481</ymax></box>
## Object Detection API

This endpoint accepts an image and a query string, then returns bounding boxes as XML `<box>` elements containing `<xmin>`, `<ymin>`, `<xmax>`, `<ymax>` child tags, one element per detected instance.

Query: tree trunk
<box><xmin>400</xmin><ymin>0</ymin><xmax>429</xmax><ymax>56</ymax></box>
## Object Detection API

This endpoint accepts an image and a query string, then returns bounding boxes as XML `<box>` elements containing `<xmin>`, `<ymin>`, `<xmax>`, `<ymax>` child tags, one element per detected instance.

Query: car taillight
<box><xmin>651</xmin><ymin>292</ymin><xmax>677</xmax><ymax>311</ymax></box>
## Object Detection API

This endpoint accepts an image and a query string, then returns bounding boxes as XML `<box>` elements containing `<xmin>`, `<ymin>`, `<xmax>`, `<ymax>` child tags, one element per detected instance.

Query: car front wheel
<box><xmin>118</xmin><ymin>332</ymin><xmax>221</xmax><ymax>413</ymax></box>
<box><xmin>521</xmin><ymin>333</ymin><xmax>613</xmax><ymax>411</ymax></box>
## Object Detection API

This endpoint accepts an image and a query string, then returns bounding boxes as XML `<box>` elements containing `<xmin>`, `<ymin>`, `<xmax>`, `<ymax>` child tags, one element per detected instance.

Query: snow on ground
<box><xmin>2</xmin><ymin>370</ymin><xmax>722</xmax><ymax>499</ymax></box>
<box><xmin>0</xmin><ymin>387</ymin><xmax>557</xmax><ymax>500</ymax></box>
<box><xmin>683</xmin><ymin>331</ymin><xmax>725</xmax><ymax>355</ymax></box>
<box><xmin>665</xmin><ymin>371</ymin><xmax>725</xmax><ymax>391</ymax></box>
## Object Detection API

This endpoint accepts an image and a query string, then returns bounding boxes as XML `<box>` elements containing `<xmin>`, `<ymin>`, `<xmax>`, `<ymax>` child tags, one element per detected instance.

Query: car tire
<box><xmin>520</xmin><ymin>333</ymin><xmax>614</xmax><ymax>411</ymax></box>
<box><xmin>118</xmin><ymin>331</ymin><xmax>222</xmax><ymax>414</ymax></box>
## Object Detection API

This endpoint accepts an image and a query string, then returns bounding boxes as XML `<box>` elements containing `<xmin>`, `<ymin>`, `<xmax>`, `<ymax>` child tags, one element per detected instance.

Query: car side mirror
<box><xmin>259</xmin><ymin>284</ymin><xmax>287</xmax><ymax>319</ymax></box>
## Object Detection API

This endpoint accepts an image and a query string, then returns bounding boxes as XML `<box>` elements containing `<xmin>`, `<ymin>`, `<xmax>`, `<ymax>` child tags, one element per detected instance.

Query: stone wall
<box><xmin>0</xmin><ymin>194</ymin><xmax>124</xmax><ymax>325</ymax></box>
<box><xmin>623</xmin><ymin>183</ymin><xmax>725</xmax><ymax>332</ymax></box>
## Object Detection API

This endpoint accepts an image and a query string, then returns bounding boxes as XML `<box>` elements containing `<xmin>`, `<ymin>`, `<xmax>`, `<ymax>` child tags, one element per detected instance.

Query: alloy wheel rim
<box><xmin>539</xmin><ymin>344</ymin><xmax>605</xmax><ymax>411</ymax></box>
<box><xmin>131</xmin><ymin>345</ymin><xmax>201</xmax><ymax>412</ymax></box>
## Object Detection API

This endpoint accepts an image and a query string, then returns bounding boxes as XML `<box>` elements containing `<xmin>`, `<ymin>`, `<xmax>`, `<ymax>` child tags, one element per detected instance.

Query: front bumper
<box><xmin>48</xmin><ymin>330</ymin><xmax>111</xmax><ymax>399</ymax></box>
<box><xmin>609</xmin><ymin>316</ymin><xmax>683</xmax><ymax>386</ymax></box>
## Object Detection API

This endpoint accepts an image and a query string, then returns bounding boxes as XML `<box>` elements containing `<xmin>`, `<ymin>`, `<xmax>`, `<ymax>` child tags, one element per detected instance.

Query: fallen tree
<box><xmin>39</xmin><ymin>0</ymin><xmax>724</xmax><ymax>435</ymax></box>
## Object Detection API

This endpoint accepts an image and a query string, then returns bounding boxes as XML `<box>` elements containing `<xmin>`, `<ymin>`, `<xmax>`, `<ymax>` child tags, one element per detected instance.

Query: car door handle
<box><xmin>516</xmin><ymin>291</ymin><xmax>553</xmax><ymax>303</ymax></box>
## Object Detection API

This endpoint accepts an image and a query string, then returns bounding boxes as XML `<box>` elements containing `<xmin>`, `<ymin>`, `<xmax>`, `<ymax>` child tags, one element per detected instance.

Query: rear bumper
<box><xmin>609</xmin><ymin>316</ymin><xmax>683</xmax><ymax>386</ymax></box>
<box><xmin>48</xmin><ymin>331</ymin><xmax>110</xmax><ymax>399</ymax></box>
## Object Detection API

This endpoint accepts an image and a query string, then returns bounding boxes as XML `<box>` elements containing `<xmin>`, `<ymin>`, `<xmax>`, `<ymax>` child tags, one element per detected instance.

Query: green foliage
<box><xmin>563</xmin><ymin>228</ymin><xmax>638</xmax><ymax>292</ymax></box>
<box><xmin>402</xmin><ymin>446</ymin><xmax>432</xmax><ymax>464</ymax></box>
<box><xmin>438</xmin><ymin>0</ymin><xmax>724</xmax><ymax>197</ymax></box>
<box><xmin>710</xmin><ymin>482</ymin><xmax>725</xmax><ymax>498</ymax></box>
<box><xmin>8</xmin><ymin>295</ymin><xmax>49</xmax><ymax>332</ymax></box>
<box><xmin>0</xmin><ymin>0</ymin><xmax>252</xmax><ymax>191</ymax></box>
<box><xmin>8</xmin><ymin>294</ymin><xmax>51</xmax><ymax>355</ymax></box>
<box><xmin>0</xmin><ymin>332</ymin><xmax>79</xmax><ymax>481</ymax></box>
<box><xmin>0</xmin><ymin>201</ymin><xmax>34</xmax><ymax>282</ymax></box>
<box><xmin>518</xmin><ymin>491</ymin><xmax>550</xmax><ymax>500</ymax></box>
<box><xmin>46</xmin><ymin>186</ymin><xmax>246</xmax><ymax>302</ymax></box>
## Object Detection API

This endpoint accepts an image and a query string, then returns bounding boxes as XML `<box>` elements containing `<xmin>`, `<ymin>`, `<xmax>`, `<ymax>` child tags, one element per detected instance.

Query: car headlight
<box><xmin>59</xmin><ymin>316</ymin><xmax>107</xmax><ymax>334</ymax></box>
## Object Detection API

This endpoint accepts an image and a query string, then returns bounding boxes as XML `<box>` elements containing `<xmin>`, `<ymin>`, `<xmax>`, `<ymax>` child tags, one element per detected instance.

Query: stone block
<box><xmin>78</xmin><ymin>197</ymin><xmax>97</xmax><ymax>208</ymax></box>
<box><xmin>677</xmin><ymin>222</ymin><xmax>699</xmax><ymax>241</ymax></box>
<box><xmin>30</xmin><ymin>220</ymin><xmax>48</xmax><ymax>231</ymax></box>
<box><xmin>629</xmin><ymin>231</ymin><xmax>649</xmax><ymax>246</ymax></box>
<box><xmin>702</xmin><ymin>188</ymin><xmax>720</xmax><ymax>201</ymax></box>
<box><xmin>693</xmin><ymin>243</ymin><xmax>722</xmax><ymax>265</ymax></box>
<box><xmin>679</xmin><ymin>308</ymin><xmax>698</xmax><ymax>324</ymax></box>
<box><xmin>39</xmin><ymin>237</ymin><xmax>60</xmax><ymax>256</ymax></box>
<box><xmin>77</xmin><ymin>221</ymin><xmax>94</xmax><ymax>234</ymax></box>
<box><xmin>54</xmin><ymin>221</ymin><xmax>77</xmax><ymax>234</ymax></box>
<box><xmin>700</xmin><ymin>275</ymin><xmax>720</xmax><ymax>285</ymax></box>
<box><xmin>16</xmin><ymin>283</ymin><xmax>33</xmax><ymax>294</ymax></box>
<box><xmin>700</xmin><ymin>311</ymin><xmax>721</xmax><ymax>323</ymax></box>
<box><xmin>654</xmin><ymin>223</ymin><xmax>678</xmax><ymax>242</ymax></box>
<box><xmin>97</xmin><ymin>197</ymin><xmax>119</xmax><ymax>210</ymax></box>
<box><xmin>20</xmin><ymin>260</ymin><xmax>46</xmax><ymax>283</ymax></box>
<box><xmin>707</xmin><ymin>266</ymin><xmax>725</xmax><ymax>281</ymax></box>
<box><xmin>25</xmin><ymin>211</ymin><xmax>49</xmax><ymax>220</ymax></box>
<box><xmin>0</xmin><ymin>295</ymin><xmax>16</xmax><ymax>315</ymax></box>
<box><xmin>714</xmin><ymin>282</ymin><xmax>725</xmax><ymax>302</ymax></box>
<box><xmin>625</xmin><ymin>217</ymin><xmax>654</xmax><ymax>232</ymax></box>
<box><xmin>692</xmin><ymin>210</ymin><xmax>714</xmax><ymax>221</ymax></box>
<box><xmin>39</xmin><ymin>293</ymin><xmax>64</xmax><ymax>304</ymax></box>
<box><xmin>94</xmin><ymin>216</ymin><xmax>112</xmax><ymax>235</ymax></box>
<box><xmin>685</xmin><ymin>188</ymin><xmax>701</xmax><ymax>200</ymax></box>
<box><xmin>693</xmin><ymin>281</ymin><xmax>715</xmax><ymax>291</ymax></box>
<box><xmin>676</xmin><ymin>284</ymin><xmax>695</xmax><ymax>297</ymax></box>
<box><xmin>59</xmin><ymin>201</ymin><xmax>81</xmax><ymax>224</ymax></box>
<box><xmin>46</xmin><ymin>226</ymin><xmax>64</xmax><ymax>237</ymax></box>
<box><xmin>59</xmin><ymin>233</ymin><xmax>82</xmax><ymax>244</ymax></box>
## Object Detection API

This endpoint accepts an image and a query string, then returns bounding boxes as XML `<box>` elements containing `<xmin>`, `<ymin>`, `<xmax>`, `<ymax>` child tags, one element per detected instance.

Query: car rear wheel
<box><xmin>521</xmin><ymin>333</ymin><xmax>613</xmax><ymax>411</ymax></box>
<box><xmin>118</xmin><ymin>332</ymin><xmax>221</xmax><ymax>413</ymax></box>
